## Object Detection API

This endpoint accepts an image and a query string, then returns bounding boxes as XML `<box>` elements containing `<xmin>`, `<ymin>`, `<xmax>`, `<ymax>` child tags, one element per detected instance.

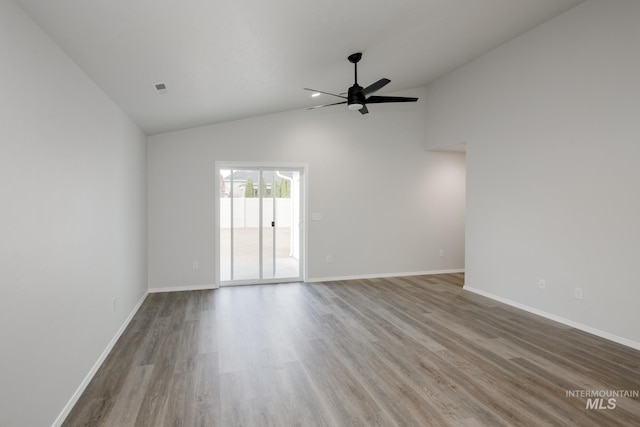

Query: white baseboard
<box><xmin>148</xmin><ymin>283</ymin><xmax>219</xmax><ymax>293</ymax></box>
<box><xmin>464</xmin><ymin>286</ymin><xmax>640</xmax><ymax>351</ymax></box>
<box><xmin>307</xmin><ymin>268</ymin><xmax>465</xmax><ymax>283</ymax></box>
<box><xmin>148</xmin><ymin>271</ymin><xmax>465</xmax><ymax>291</ymax></box>
<box><xmin>51</xmin><ymin>292</ymin><xmax>148</xmax><ymax>427</ymax></box>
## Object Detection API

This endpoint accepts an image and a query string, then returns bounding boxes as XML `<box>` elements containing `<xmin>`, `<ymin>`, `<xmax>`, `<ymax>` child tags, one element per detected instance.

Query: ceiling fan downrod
<box><xmin>348</xmin><ymin>52</ymin><xmax>362</xmax><ymax>85</ymax></box>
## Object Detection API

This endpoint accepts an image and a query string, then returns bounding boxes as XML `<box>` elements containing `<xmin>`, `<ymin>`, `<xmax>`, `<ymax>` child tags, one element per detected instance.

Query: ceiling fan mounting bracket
<box><xmin>348</xmin><ymin>52</ymin><xmax>362</xmax><ymax>64</ymax></box>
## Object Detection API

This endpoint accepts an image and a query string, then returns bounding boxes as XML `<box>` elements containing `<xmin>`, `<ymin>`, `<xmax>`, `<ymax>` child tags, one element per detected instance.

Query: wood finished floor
<box><xmin>63</xmin><ymin>274</ymin><xmax>640</xmax><ymax>426</ymax></box>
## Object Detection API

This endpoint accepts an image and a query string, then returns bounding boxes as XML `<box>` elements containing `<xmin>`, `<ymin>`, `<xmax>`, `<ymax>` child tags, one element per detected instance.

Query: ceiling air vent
<box><xmin>154</xmin><ymin>83</ymin><xmax>168</xmax><ymax>95</ymax></box>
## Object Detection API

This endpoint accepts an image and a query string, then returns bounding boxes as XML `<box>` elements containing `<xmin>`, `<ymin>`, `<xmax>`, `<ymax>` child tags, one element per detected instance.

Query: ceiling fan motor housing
<box><xmin>347</xmin><ymin>84</ymin><xmax>365</xmax><ymax>109</ymax></box>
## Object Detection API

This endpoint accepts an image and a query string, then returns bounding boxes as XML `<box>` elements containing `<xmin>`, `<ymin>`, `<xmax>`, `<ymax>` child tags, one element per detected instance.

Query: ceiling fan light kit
<box><xmin>305</xmin><ymin>52</ymin><xmax>418</xmax><ymax>115</ymax></box>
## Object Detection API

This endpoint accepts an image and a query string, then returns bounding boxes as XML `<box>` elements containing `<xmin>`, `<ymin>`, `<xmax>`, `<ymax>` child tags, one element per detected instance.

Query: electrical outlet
<box><xmin>325</xmin><ymin>255</ymin><xmax>332</xmax><ymax>263</ymax></box>
<box><xmin>192</xmin><ymin>261</ymin><xmax>199</xmax><ymax>269</ymax></box>
<box><xmin>112</xmin><ymin>297</ymin><xmax>117</xmax><ymax>312</ymax></box>
<box><xmin>439</xmin><ymin>249</ymin><xmax>445</xmax><ymax>258</ymax></box>
<box><xmin>574</xmin><ymin>288</ymin><xmax>583</xmax><ymax>300</ymax></box>
<box><xmin>539</xmin><ymin>279</ymin><xmax>546</xmax><ymax>290</ymax></box>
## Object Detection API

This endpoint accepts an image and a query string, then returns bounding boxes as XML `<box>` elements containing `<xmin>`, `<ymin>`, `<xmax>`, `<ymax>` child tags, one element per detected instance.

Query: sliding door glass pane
<box><xmin>219</xmin><ymin>169</ymin><xmax>231</xmax><ymax>281</ymax></box>
<box><xmin>262</xmin><ymin>171</ymin><xmax>275</xmax><ymax>279</ymax></box>
<box><xmin>231</xmin><ymin>169</ymin><xmax>260</xmax><ymax>281</ymax></box>
<box><xmin>274</xmin><ymin>171</ymin><xmax>300</xmax><ymax>279</ymax></box>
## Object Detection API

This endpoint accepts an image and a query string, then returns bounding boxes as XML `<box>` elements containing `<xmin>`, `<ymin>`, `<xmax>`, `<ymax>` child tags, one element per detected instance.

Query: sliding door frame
<box><xmin>215</xmin><ymin>161</ymin><xmax>308</xmax><ymax>287</ymax></box>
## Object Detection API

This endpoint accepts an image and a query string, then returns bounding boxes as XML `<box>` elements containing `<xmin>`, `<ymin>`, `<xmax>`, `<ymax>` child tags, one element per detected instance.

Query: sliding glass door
<box><xmin>218</xmin><ymin>166</ymin><xmax>303</xmax><ymax>285</ymax></box>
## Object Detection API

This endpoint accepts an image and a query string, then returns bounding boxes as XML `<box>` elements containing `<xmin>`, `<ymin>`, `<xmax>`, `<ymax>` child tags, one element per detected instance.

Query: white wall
<box><xmin>148</xmin><ymin>88</ymin><xmax>466</xmax><ymax>289</ymax></box>
<box><xmin>0</xmin><ymin>1</ymin><xmax>147</xmax><ymax>426</ymax></box>
<box><xmin>423</xmin><ymin>0</ymin><xmax>640</xmax><ymax>347</ymax></box>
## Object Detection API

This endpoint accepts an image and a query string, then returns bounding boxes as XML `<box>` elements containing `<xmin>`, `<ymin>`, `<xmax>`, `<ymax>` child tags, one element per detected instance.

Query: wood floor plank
<box><xmin>63</xmin><ymin>274</ymin><xmax>640</xmax><ymax>426</ymax></box>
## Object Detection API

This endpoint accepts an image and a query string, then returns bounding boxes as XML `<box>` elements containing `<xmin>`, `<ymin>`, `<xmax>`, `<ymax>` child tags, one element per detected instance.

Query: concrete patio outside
<box><xmin>220</xmin><ymin>227</ymin><xmax>300</xmax><ymax>282</ymax></box>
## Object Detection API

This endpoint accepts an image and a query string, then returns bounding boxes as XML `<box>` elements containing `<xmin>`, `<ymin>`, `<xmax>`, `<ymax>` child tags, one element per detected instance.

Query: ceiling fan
<box><xmin>304</xmin><ymin>52</ymin><xmax>418</xmax><ymax>115</ymax></box>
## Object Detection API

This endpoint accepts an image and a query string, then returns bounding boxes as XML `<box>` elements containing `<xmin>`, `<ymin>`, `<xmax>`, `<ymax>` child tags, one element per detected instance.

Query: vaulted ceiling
<box><xmin>16</xmin><ymin>0</ymin><xmax>584</xmax><ymax>135</ymax></box>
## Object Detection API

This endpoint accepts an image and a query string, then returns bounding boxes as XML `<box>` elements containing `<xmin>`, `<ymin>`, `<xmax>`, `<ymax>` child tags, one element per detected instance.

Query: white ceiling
<box><xmin>16</xmin><ymin>0</ymin><xmax>584</xmax><ymax>135</ymax></box>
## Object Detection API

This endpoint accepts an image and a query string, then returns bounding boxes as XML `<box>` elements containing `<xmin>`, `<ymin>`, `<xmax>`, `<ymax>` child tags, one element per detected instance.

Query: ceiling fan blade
<box><xmin>362</xmin><ymin>78</ymin><xmax>390</xmax><ymax>96</ymax></box>
<box><xmin>366</xmin><ymin>95</ymin><xmax>418</xmax><ymax>104</ymax></box>
<box><xmin>303</xmin><ymin>88</ymin><xmax>347</xmax><ymax>99</ymax></box>
<box><xmin>306</xmin><ymin>101</ymin><xmax>347</xmax><ymax>110</ymax></box>
<box><xmin>359</xmin><ymin>105</ymin><xmax>369</xmax><ymax>115</ymax></box>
